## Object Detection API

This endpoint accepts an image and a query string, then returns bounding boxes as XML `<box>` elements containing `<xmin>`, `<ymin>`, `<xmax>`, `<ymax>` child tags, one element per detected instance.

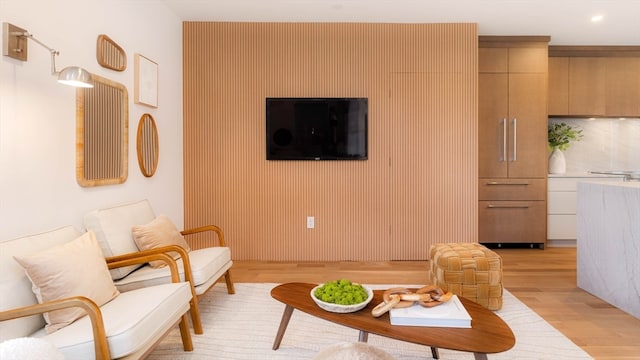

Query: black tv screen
<box><xmin>266</xmin><ymin>98</ymin><xmax>368</xmax><ymax>160</ymax></box>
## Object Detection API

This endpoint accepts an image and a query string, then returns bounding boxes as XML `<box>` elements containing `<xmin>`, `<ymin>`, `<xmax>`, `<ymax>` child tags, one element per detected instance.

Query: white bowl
<box><xmin>310</xmin><ymin>284</ymin><xmax>374</xmax><ymax>313</ymax></box>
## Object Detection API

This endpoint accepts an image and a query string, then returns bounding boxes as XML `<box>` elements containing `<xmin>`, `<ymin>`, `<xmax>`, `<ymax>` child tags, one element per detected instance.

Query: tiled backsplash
<box><xmin>548</xmin><ymin>118</ymin><xmax>640</xmax><ymax>173</ymax></box>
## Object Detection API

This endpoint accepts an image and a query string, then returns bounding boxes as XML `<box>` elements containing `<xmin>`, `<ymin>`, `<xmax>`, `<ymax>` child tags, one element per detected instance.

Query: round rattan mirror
<box><xmin>136</xmin><ymin>113</ymin><xmax>159</xmax><ymax>177</ymax></box>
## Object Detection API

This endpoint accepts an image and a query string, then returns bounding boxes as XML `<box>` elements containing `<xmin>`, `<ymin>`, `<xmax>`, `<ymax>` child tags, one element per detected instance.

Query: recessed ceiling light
<box><xmin>591</xmin><ymin>15</ymin><xmax>604</xmax><ymax>22</ymax></box>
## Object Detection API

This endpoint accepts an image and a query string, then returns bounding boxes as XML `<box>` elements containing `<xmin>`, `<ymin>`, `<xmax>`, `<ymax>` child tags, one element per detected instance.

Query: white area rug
<box><xmin>148</xmin><ymin>283</ymin><xmax>593</xmax><ymax>359</ymax></box>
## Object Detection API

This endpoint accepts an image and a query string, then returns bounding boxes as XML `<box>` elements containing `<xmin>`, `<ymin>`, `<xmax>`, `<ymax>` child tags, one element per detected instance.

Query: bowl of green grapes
<box><xmin>311</xmin><ymin>279</ymin><xmax>374</xmax><ymax>313</ymax></box>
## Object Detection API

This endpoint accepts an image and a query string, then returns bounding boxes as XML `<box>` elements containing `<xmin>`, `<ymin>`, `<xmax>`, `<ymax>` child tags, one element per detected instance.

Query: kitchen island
<box><xmin>576</xmin><ymin>181</ymin><xmax>640</xmax><ymax>320</ymax></box>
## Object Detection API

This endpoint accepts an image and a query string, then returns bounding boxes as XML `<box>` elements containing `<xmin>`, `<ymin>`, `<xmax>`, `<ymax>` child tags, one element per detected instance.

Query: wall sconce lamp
<box><xmin>2</xmin><ymin>22</ymin><xmax>93</xmax><ymax>88</ymax></box>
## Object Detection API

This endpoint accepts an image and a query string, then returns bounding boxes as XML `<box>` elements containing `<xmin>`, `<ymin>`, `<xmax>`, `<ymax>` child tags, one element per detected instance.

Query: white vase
<box><xmin>548</xmin><ymin>147</ymin><xmax>566</xmax><ymax>174</ymax></box>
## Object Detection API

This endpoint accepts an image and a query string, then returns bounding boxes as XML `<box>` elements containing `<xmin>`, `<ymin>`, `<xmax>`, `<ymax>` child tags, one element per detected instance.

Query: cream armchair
<box><xmin>0</xmin><ymin>226</ymin><xmax>193</xmax><ymax>360</ymax></box>
<box><xmin>83</xmin><ymin>199</ymin><xmax>235</xmax><ymax>335</ymax></box>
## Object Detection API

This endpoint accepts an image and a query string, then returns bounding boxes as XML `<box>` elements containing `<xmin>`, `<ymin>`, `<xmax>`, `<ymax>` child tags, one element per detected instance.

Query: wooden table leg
<box><xmin>431</xmin><ymin>347</ymin><xmax>439</xmax><ymax>359</ymax></box>
<box><xmin>473</xmin><ymin>353</ymin><xmax>488</xmax><ymax>360</ymax></box>
<box><xmin>272</xmin><ymin>305</ymin><xmax>294</xmax><ymax>350</ymax></box>
<box><xmin>358</xmin><ymin>330</ymin><xmax>369</xmax><ymax>342</ymax></box>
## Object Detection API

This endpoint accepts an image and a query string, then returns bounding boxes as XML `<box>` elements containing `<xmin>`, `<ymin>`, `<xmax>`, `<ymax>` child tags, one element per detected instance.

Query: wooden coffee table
<box><xmin>271</xmin><ymin>282</ymin><xmax>515</xmax><ymax>360</ymax></box>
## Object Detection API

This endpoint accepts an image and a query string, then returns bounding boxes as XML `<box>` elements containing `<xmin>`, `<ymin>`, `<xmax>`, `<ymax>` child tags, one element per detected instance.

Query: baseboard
<box><xmin>546</xmin><ymin>239</ymin><xmax>577</xmax><ymax>247</ymax></box>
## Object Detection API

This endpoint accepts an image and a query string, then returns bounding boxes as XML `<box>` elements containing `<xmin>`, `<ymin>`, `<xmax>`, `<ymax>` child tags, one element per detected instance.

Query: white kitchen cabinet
<box><xmin>547</xmin><ymin>176</ymin><xmax>624</xmax><ymax>244</ymax></box>
<box><xmin>548</xmin><ymin>214</ymin><xmax>577</xmax><ymax>239</ymax></box>
<box><xmin>547</xmin><ymin>191</ymin><xmax>577</xmax><ymax>214</ymax></box>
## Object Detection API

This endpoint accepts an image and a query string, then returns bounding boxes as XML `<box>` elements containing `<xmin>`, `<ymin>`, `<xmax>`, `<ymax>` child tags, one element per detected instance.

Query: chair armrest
<box><xmin>107</xmin><ymin>251</ymin><xmax>181</xmax><ymax>283</ymax></box>
<box><xmin>181</xmin><ymin>225</ymin><xmax>227</xmax><ymax>247</ymax></box>
<box><xmin>0</xmin><ymin>296</ymin><xmax>110</xmax><ymax>360</ymax></box>
<box><xmin>106</xmin><ymin>246</ymin><xmax>197</xmax><ymax>306</ymax></box>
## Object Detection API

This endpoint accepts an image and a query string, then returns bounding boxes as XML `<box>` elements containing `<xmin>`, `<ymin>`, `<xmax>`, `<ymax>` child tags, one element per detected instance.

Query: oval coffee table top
<box><xmin>271</xmin><ymin>282</ymin><xmax>515</xmax><ymax>355</ymax></box>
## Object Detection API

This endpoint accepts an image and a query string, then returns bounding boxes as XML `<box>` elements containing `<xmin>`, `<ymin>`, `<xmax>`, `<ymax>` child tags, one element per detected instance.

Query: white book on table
<box><xmin>389</xmin><ymin>295</ymin><xmax>472</xmax><ymax>328</ymax></box>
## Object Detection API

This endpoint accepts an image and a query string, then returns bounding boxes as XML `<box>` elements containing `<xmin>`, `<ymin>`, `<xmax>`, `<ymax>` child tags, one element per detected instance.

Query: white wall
<box><xmin>0</xmin><ymin>0</ymin><xmax>184</xmax><ymax>240</ymax></box>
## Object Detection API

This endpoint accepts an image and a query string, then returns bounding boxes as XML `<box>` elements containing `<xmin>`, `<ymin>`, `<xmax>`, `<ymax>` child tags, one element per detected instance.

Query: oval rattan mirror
<box><xmin>136</xmin><ymin>113</ymin><xmax>159</xmax><ymax>177</ymax></box>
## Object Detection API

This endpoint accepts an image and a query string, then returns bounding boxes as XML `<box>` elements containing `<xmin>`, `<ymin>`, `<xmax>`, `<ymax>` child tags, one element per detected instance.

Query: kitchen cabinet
<box><xmin>548</xmin><ymin>52</ymin><xmax>640</xmax><ymax>117</ymax></box>
<box><xmin>547</xmin><ymin>177</ymin><xmax>580</xmax><ymax>242</ymax></box>
<box><xmin>479</xmin><ymin>200</ymin><xmax>547</xmax><ymax>245</ymax></box>
<box><xmin>568</xmin><ymin>57</ymin><xmax>607</xmax><ymax>116</ymax></box>
<box><xmin>478</xmin><ymin>37</ymin><xmax>549</xmax><ymax>248</ymax></box>
<box><xmin>548</xmin><ymin>57</ymin><xmax>569</xmax><ymax>115</ymax></box>
<box><xmin>604</xmin><ymin>57</ymin><xmax>640</xmax><ymax>116</ymax></box>
<box><xmin>547</xmin><ymin>176</ymin><xmax>625</xmax><ymax>244</ymax></box>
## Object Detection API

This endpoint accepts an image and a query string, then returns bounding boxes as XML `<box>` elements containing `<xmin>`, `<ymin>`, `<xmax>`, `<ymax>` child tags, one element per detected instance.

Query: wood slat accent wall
<box><xmin>183</xmin><ymin>22</ymin><xmax>478</xmax><ymax>261</ymax></box>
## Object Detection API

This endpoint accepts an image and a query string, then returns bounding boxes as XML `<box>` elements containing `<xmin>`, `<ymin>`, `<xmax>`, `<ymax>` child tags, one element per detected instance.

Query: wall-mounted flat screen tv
<box><xmin>266</xmin><ymin>97</ymin><xmax>368</xmax><ymax>160</ymax></box>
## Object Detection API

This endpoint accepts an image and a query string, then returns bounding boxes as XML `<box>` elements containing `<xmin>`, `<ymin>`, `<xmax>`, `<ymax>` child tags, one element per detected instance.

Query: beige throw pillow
<box><xmin>13</xmin><ymin>231</ymin><xmax>120</xmax><ymax>334</ymax></box>
<box><xmin>131</xmin><ymin>215</ymin><xmax>190</xmax><ymax>268</ymax></box>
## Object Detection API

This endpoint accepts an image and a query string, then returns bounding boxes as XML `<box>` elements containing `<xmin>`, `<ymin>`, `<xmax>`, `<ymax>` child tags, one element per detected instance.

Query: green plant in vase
<box><xmin>548</xmin><ymin>122</ymin><xmax>583</xmax><ymax>151</ymax></box>
<box><xmin>547</xmin><ymin>122</ymin><xmax>583</xmax><ymax>174</ymax></box>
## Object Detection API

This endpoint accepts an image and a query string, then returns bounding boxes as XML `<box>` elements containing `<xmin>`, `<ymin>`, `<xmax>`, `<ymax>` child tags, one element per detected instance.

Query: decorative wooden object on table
<box><xmin>76</xmin><ymin>74</ymin><xmax>128</xmax><ymax>187</ymax></box>
<box><xmin>136</xmin><ymin>113</ymin><xmax>159</xmax><ymax>177</ymax></box>
<box><xmin>271</xmin><ymin>282</ymin><xmax>515</xmax><ymax>360</ymax></box>
<box><xmin>96</xmin><ymin>34</ymin><xmax>126</xmax><ymax>71</ymax></box>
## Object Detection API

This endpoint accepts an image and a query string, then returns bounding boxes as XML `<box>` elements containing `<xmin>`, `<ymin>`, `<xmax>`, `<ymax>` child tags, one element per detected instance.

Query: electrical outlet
<box><xmin>306</xmin><ymin>216</ymin><xmax>315</xmax><ymax>229</ymax></box>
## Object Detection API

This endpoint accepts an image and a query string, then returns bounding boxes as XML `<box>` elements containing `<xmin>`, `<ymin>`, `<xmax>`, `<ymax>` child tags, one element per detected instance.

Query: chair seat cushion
<box><xmin>36</xmin><ymin>282</ymin><xmax>191</xmax><ymax>360</ymax></box>
<box><xmin>114</xmin><ymin>247</ymin><xmax>232</xmax><ymax>295</ymax></box>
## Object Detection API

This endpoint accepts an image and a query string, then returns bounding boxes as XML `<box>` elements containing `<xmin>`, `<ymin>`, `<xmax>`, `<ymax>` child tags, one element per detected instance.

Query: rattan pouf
<box><xmin>429</xmin><ymin>243</ymin><xmax>503</xmax><ymax>310</ymax></box>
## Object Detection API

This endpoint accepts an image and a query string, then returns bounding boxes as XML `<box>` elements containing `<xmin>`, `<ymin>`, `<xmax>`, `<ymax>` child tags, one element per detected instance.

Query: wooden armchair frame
<box><xmin>104</xmin><ymin>224</ymin><xmax>235</xmax><ymax>335</ymax></box>
<box><xmin>107</xmin><ymin>245</ymin><xmax>202</xmax><ymax>334</ymax></box>
<box><xmin>0</xmin><ymin>252</ymin><xmax>193</xmax><ymax>360</ymax></box>
<box><xmin>180</xmin><ymin>224</ymin><xmax>235</xmax><ymax>295</ymax></box>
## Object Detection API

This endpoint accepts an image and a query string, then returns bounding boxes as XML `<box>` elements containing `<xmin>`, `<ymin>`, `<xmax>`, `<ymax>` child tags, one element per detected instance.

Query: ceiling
<box><xmin>161</xmin><ymin>0</ymin><xmax>640</xmax><ymax>46</ymax></box>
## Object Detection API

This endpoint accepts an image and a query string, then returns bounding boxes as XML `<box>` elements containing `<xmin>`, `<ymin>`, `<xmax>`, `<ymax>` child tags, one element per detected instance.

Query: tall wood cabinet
<box><xmin>478</xmin><ymin>36</ymin><xmax>549</xmax><ymax>248</ymax></box>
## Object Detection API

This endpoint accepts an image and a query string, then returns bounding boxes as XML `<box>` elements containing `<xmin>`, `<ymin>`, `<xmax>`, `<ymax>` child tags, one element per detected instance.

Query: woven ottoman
<box><xmin>429</xmin><ymin>243</ymin><xmax>503</xmax><ymax>310</ymax></box>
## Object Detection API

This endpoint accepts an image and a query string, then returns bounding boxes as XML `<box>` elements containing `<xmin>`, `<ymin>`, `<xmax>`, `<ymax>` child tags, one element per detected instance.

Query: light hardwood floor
<box><xmin>231</xmin><ymin>247</ymin><xmax>640</xmax><ymax>360</ymax></box>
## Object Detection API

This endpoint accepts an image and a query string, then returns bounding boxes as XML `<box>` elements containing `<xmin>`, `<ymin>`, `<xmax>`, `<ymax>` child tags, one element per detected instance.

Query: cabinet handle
<box><xmin>485</xmin><ymin>181</ymin><xmax>529</xmax><ymax>185</ymax></box>
<box><xmin>511</xmin><ymin>118</ymin><xmax>517</xmax><ymax>161</ymax></box>
<box><xmin>501</xmin><ymin>118</ymin><xmax>507</xmax><ymax>162</ymax></box>
<box><xmin>486</xmin><ymin>204</ymin><xmax>530</xmax><ymax>209</ymax></box>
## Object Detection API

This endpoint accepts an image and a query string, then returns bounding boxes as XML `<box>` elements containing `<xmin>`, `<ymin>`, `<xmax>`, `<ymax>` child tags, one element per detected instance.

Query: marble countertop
<box><xmin>579</xmin><ymin>180</ymin><xmax>640</xmax><ymax>189</ymax></box>
<box><xmin>548</xmin><ymin>172</ymin><xmax>627</xmax><ymax>178</ymax></box>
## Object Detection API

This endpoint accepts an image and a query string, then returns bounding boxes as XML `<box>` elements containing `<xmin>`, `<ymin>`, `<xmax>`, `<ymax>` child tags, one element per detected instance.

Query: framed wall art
<box><xmin>134</xmin><ymin>53</ymin><xmax>158</xmax><ymax>108</ymax></box>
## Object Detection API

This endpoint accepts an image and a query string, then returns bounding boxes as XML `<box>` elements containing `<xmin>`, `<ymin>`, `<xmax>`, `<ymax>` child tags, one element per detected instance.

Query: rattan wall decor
<box><xmin>136</xmin><ymin>113</ymin><xmax>159</xmax><ymax>177</ymax></box>
<box><xmin>76</xmin><ymin>74</ymin><xmax>128</xmax><ymax>187</ymax></box>
<box><xmin>96</xmin><ymin>34</ymin><xmax>126</xmax><ymax>71</ymax></box>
